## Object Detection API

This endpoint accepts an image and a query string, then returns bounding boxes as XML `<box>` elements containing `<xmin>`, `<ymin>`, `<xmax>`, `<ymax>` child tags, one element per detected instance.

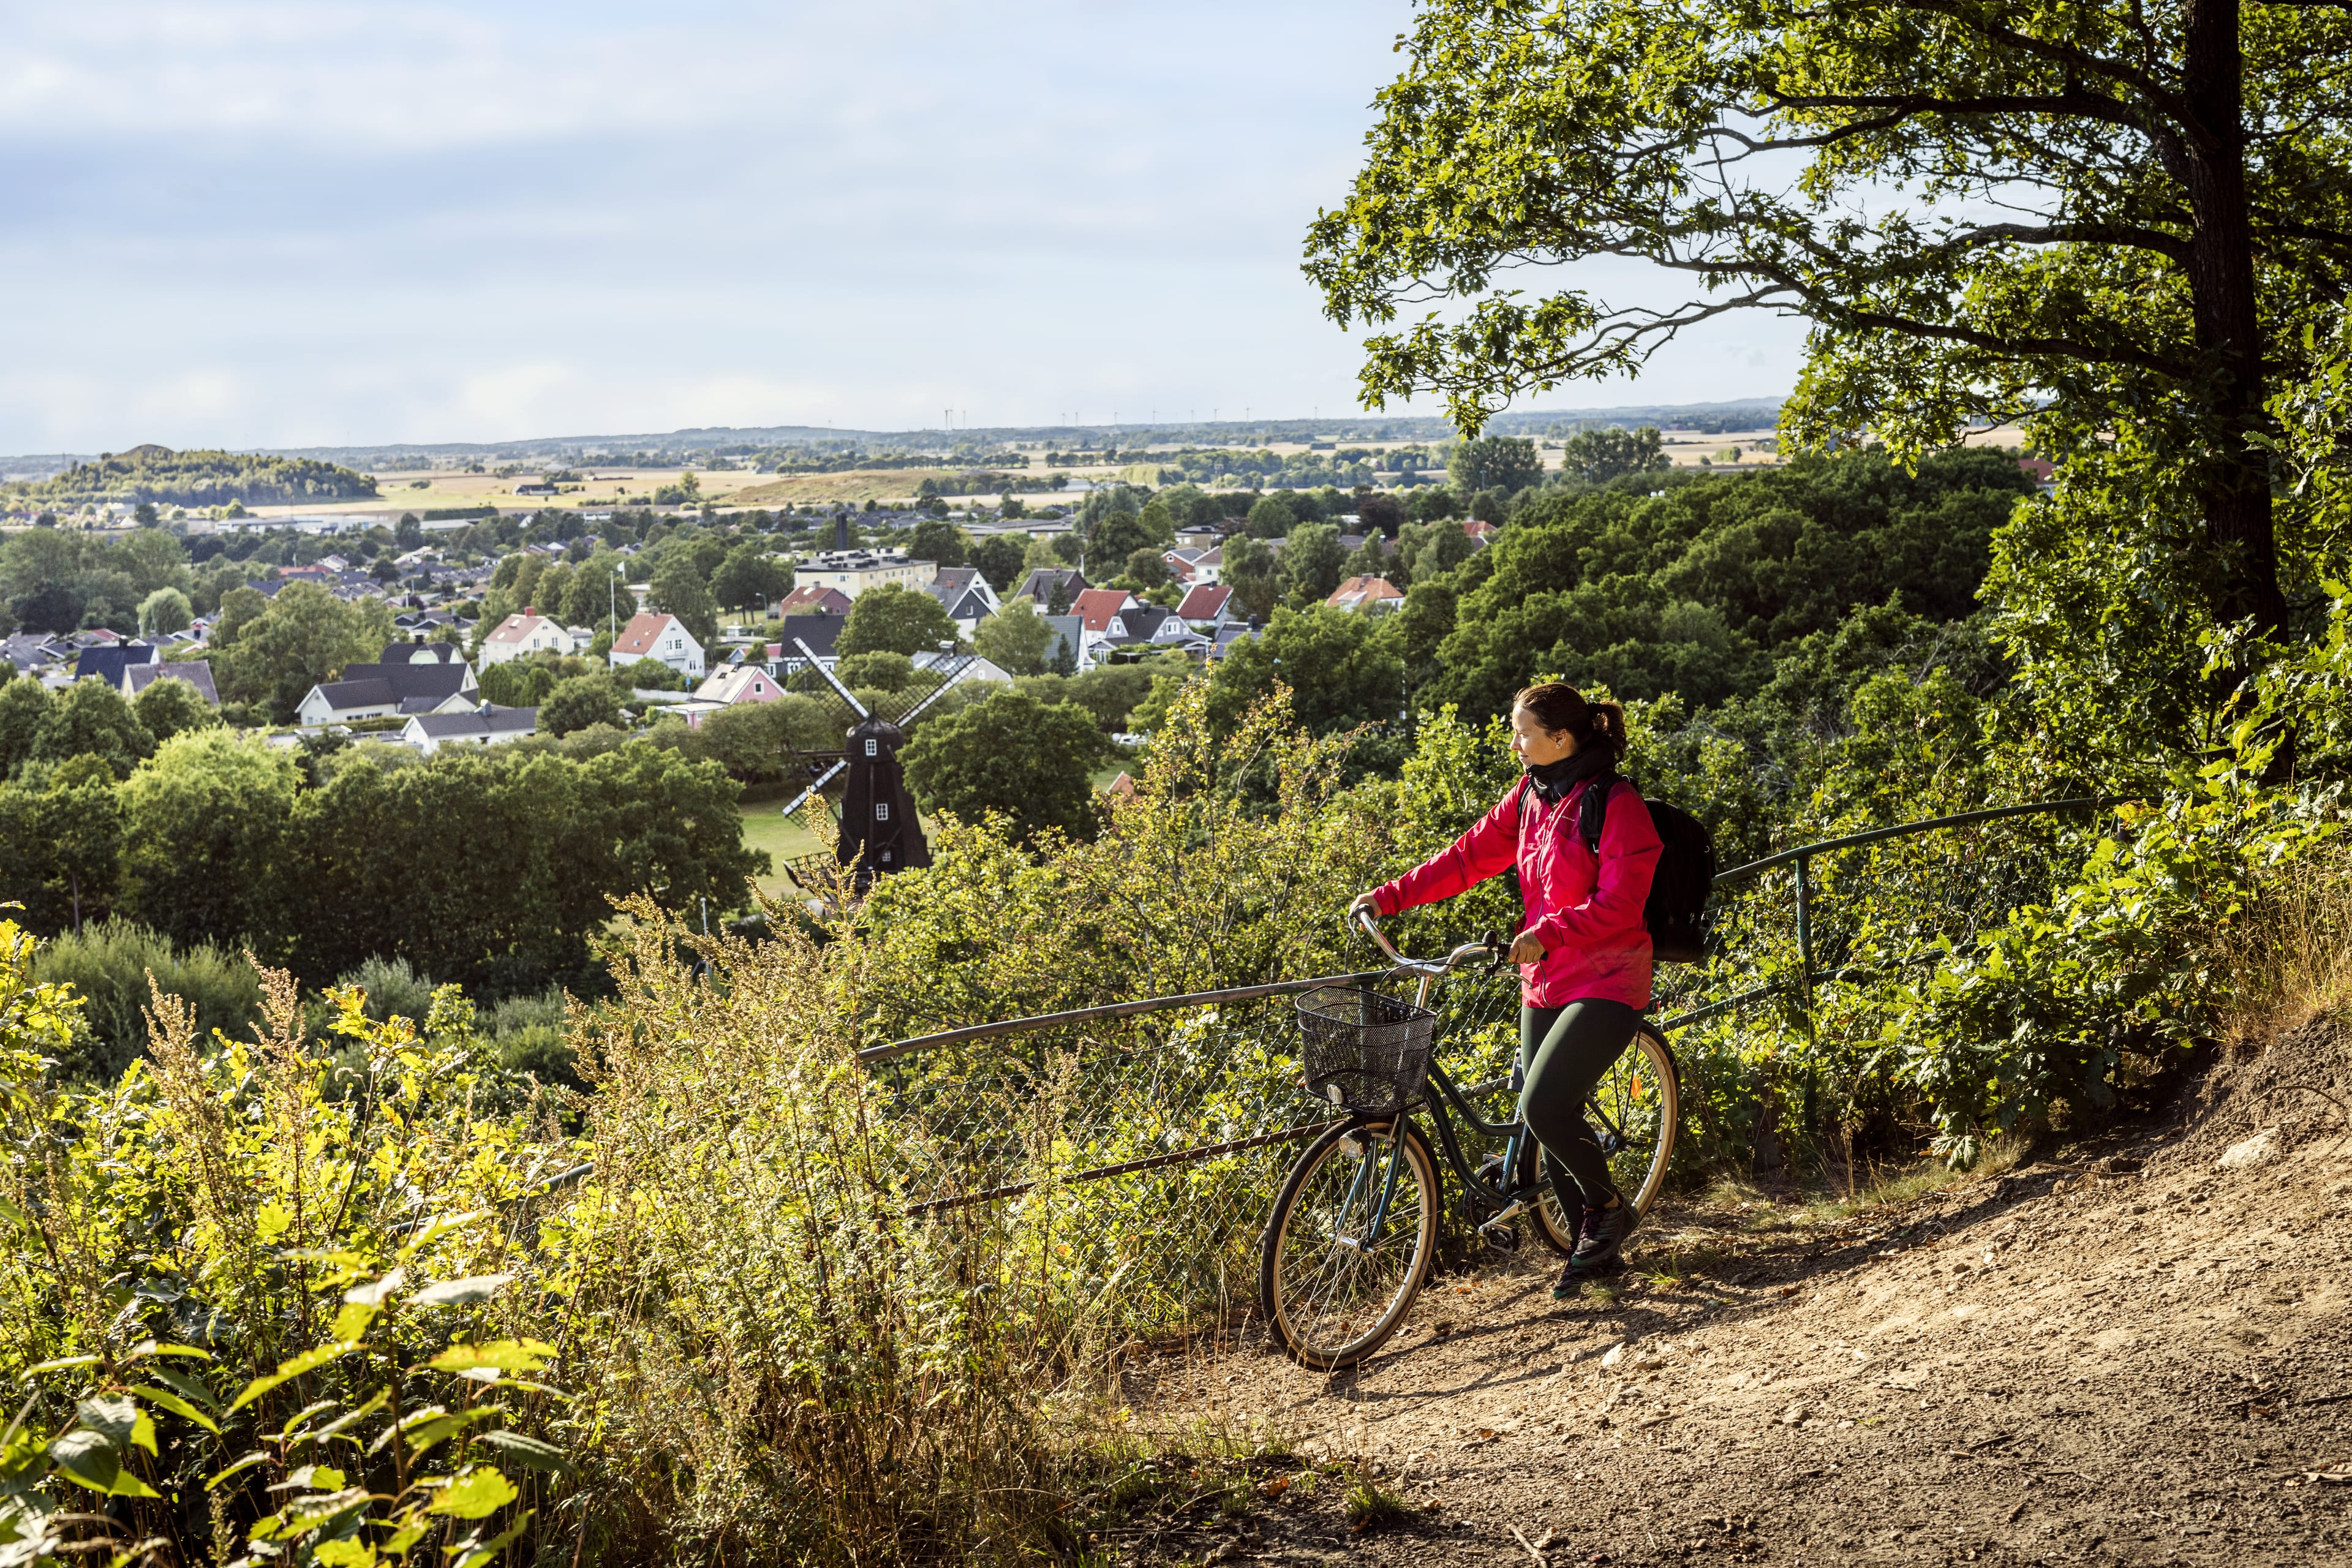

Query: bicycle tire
<box><xmin>1259</xmin><ymin>1118</ymin><xmax>1438</xmax><ymax>1371</ymax></box>
<box><xmin>1515</xmin><ymin>1023</ymin><xmax>1679</xmax><ymax>1250</ymax></box>
<box><xmin>1599</xmin><ymin>1023</ymin><xmax>1679</xmax><ymax>1215</ymax></box>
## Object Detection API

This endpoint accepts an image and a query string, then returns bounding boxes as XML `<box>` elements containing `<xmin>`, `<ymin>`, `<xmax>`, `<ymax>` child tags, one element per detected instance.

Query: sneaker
<box><xmin>1569</xmin><ymin>1200</ymin><xmax>1636</xmax><ymax>1274</ymax></box>
<box><xmin>1551</xmin><ymin>1263</ymin><xmax>1581</xmax><ymax>1300</ymax></box>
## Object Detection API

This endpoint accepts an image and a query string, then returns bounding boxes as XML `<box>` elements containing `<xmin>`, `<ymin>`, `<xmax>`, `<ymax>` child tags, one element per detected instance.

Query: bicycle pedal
<box><xmin>1477</xmin><ymin>1220</ymin><xmax>1520</xmax><ymax>1256</ymax></box>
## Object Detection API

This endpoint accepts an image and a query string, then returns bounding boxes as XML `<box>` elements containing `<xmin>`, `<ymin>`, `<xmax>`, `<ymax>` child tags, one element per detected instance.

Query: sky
<box><xmin>0</xmin><ymin>0</ymin><xmax>1805</xmax><ymax>454</ymax></box>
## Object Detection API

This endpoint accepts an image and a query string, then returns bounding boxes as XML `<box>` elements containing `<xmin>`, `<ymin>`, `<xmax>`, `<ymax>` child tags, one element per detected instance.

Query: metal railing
<box><xmin>856</xmin><ymin>794</ymin><xmax>2129</xmax><ymax>1336</ymax></box>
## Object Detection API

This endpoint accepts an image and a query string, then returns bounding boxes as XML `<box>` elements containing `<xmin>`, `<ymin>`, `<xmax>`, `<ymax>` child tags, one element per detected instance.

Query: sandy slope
<box><xmin>1129</xmin><ymin>1021</ymin><xmax>2352</xmax><ymax>1566</ymax></box>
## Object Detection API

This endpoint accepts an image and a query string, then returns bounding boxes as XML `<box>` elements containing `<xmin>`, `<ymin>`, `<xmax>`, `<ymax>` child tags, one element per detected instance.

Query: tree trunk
<box><xmin>2181</xmin><ymin>0</ymin><xmax>2288</xmax><ymax>646</ymax></box>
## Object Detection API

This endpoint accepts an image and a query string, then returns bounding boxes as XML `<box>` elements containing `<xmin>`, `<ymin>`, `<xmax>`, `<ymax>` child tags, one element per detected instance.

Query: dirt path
<box><xmin>1128</xmin><ymin>1023</ymin><xmax>2352</xmax><ymax>1566</ymax></box>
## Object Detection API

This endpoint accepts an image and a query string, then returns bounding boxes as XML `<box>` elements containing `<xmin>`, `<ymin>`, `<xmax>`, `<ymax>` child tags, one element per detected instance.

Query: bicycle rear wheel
<box><xmin>1593</xmin><ymin>1023</ymin><xmax>1679</xmax><ymax>1215</ymax></box>
<box><xmin>1259</xmin><ymin>1119</ymin><xmax>1437</xmax><ymax>1371</ymax></box>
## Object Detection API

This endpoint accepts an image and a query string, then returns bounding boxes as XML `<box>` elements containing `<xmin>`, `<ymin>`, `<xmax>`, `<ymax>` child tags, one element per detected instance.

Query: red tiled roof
<box><xmin>1325</xmin><ymin>575</ymin><xmax>1405</xmax><ymax>611</ymax></box>
<box><xmin>778</xmin><ymin>584</ymin><xmax>853</xmax><ymax>616</ymax></box>
<box><xmin>611</xmin><ymin>611</ymin><xmax>679</xmax><ymax>658</ymax></box>
<box><xmin>1071</xmin><ymin>587</ymin><xmax>1139</xmax><ymax>632</ymax></box>
<box><xmin>1176</xmin><ymin>584</ymin><xmax>1233</xmax><ymax>621</ymax></box>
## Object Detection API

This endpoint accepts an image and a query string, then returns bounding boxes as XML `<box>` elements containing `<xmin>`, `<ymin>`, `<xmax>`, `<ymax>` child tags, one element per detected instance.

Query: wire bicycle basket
<box><xmin>1294</xmin><ymin>986</ymin><xmax>1439</xmax><ymax>1116</ymax></box>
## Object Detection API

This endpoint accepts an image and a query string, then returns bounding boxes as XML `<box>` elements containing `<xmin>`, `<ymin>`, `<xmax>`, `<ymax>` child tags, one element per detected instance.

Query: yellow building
<box><xmin>795</xmin><ymin>549</ymin><xmax>936</xmax><ymax>598</ymax></box>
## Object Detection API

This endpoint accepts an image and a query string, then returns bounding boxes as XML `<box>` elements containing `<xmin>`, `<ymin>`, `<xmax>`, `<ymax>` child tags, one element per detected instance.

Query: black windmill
<box><xmin>776</xmin><ymin>633</ymin><xmax>977</xmax><ymax>894</ymax></box>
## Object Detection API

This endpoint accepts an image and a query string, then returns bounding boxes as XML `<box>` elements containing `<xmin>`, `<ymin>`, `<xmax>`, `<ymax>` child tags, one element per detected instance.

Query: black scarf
<box><xmin>1525</xmin><ymin>746</ymin><xmax>1620</xmax><ymax>851</ymax></box>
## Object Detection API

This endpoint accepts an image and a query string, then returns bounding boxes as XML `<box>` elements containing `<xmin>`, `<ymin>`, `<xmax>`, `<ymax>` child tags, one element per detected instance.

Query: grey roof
<box><xmin>1016</xmin><ymin>567</ymin><xmax>1088</xmax><ymax>605</ymax></box>
<box><xmin>930</xmin><ymin>585</ymin><xmax>994</xmax><ymax>621</ymax></box>
<box><xmin>124</xmin><ymin>662</ymin><xmax>221</xmax><ymax>705</ymax></box>
<box><xmin>380</xmin><ymin>640</ymin><xmax>465</xmax><ymax>664</ymax></box>
<box><xmin>308</xmin><ymin>659</ymin><xmax>470</xmax><ymax>714</ymax></box>
<box><xmin>75</xmin><ymin>643</ymin><xmax>159</xmax><ymax>686</ymax></box>
<box><xmin>409</xmin><ymin>705</ymin><xmax>538</xmax><ymax>739</ymax></box>
<box><xmin>775</xmin><ymin>616</ymin><xmax>844</xmax><ymax>660</ymax></box>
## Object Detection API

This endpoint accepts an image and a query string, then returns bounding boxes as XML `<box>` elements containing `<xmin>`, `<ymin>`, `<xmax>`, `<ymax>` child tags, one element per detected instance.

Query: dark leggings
<box><xmin>1519</xmin><ymin>999</ymin><xmax>1642</xmax><ymax>1211</ymax></box>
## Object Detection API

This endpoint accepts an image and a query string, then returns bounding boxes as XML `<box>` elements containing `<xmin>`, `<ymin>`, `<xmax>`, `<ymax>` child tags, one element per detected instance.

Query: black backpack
<box><xmin>1517</xmin><ymin>778</ymin><xmax>1716</xmax><ymax>964</ymax></box>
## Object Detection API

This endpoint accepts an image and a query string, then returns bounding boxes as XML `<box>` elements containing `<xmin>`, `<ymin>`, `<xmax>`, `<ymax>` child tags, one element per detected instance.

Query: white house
<box><xmin>478</xmin><ymin>612</ymin><xmax>579</xmax><ymax>665</ymax></box>
<box><xmin>296</xmin><ymin>647</ymin><xmax>480</xmax><ymax>726</ymax></box>
<box><xmin>609</xmin><ymin>611</ymin><xmax>705</xmax><ymax>677</ymax></box>
<box><xmin>402</xmin><ymin>703</ymin><xmax>539</xmax><ymax>755</ymax></box>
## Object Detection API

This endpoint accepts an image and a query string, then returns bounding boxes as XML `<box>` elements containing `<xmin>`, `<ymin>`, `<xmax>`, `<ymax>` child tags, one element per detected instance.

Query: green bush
<box><xmin>29</xmin><ymin>918</ymin><xmax>260</xmax><ymax>1080</ymax></box>
<box><xmin>339</xmin><ymin>952</ymin><xmax>435</xmax><ymax>1025</ymax></box>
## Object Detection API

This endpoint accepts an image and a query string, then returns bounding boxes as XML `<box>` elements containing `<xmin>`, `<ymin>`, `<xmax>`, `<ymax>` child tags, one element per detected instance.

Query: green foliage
<box><xmin>1447</xmin><ymin>435</ymin><xmax>1540</xmax><ymax>496</ymax></box>
<box><xmin>0</xmin><ymin>448</ymin><xmax>377</xmax><ymax>508</ymax></box>
<box><xmin>1280</xmin><ymin>522</ymin><xmax>1346</xmax><ymax>602</ymax></box>
<box><xmin>0</xmin><ymin>932</ymin><xmax>568</xmax><ymax>1565</ymax></box>
<box><xmin>832</xmin><ymin>650</ymin><xmax>921</xmax><ymax>692</ymax></box>
<box><xmin>900</xmin><ymin>690</ymin><xmax>1105</xmax><ymax>846</ymax></box>
<box><xmin>277</xmin><ymin>742</ymin><xmax>763</xmax><ymax>995</ymax></box>
<box><xmin>906</xmin><ymin>518</ymin><xmax>967</xmax><ymax>568</ymax></box>
<box><xmin>967</xmin><ymin>533</ymin><xmax>1028</xmax><ymax>594</ymax></box>
<box><xmin>29</xmin><ymin>918</ymin><xmax>262</xmax><ymax>1081</ymax></box>
<box><xmin>710</xmin><ymin>543</ymin><xmax>791</xmax><ymax>616</ymax></box>
<box><xmin>32</xmin><ymin>679</ymin><xmax>154</xmax><ymax>782</ymax></box>
<box><xmin>1560</xmin><ymin>426</ymin><xmax>1668</xmax><ymax>484</ymax></box>
<box><xmin>1307</xmin><ymin>0</ymin><xmax>2320</xmax><ymax>656</ymax></box>
<box><xmin>1425</xmin><ymin>450</ymin><xmax>2027</xmax><ymax>719</ymax></box>
<box><xmin>1156</xmin><ymin>605</ymin><xmax>1404</xmax><ymax>741</ymax></box>
<box><xmin>838</xmin><ymin>582</ymin><xmax>962</xmax><ymax>657</ymax></box>
<box><xmin>117</xmin><ymin>730</ymin><xmax>300</xmax><ymax>956</ymax></box>
<box><xmin>138</xmin><ymin>586</ymin><xmax>193</xmax><ymax>635</ymax></box>
<box><xmin>130</xmin><ymin>675</ymin><xmax>217</xmax><ymax>744</ymax></box>
<box><xmin>538</xmin><ymin>676</ymin><xmax>622</xmax><ymax>737</ymax></box>
<box><xmin>647</xmin><ymin>556</ymin><xmax>718</xmax><ymax>654</ymax></box>
<box><xmin>973</xmin><ymin>595</ymin><xmax>1054</xmax><ymax>676</ymax></box>
<box><xmin>214</xmin><ymin>582</ymin><xmax>394</xmax><ymax>725</ymax></box>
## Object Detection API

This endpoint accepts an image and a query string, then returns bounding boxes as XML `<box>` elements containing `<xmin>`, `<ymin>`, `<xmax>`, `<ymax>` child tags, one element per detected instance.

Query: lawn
<box><xmin>738</xmin><ymin>800</ymin><xmax>824</xmax><ymax>899</ymax></box>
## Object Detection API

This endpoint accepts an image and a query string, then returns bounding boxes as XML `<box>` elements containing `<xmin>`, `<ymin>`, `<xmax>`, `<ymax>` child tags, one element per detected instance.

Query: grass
<box><xmin>1342</xmin><ymin>1467</ymin><xmax>1419</xmax><ymax>1533</ymax></box>
<box><xmin>737</xmin><ymin>799</ymin><xmax>823</xmax><ymax>899</ymax></box>
<box><xmin>2218</xmin><ymin>846</ymin><xmax>2352</xmax><ymax>1045</ymax></box>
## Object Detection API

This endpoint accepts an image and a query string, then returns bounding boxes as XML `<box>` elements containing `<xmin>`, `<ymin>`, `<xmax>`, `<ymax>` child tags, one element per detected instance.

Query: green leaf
<box><xmin>312</xmin><ymin>1540</ymin><xmax>377</xmax><ymax>1568</ymax></box>
<box><xmin>450</xmin><ymin>1507</ymin><xmax>535</xmax><ymax>1568</ymax></box>
<box><xmin>268</xmin><ymin>1463</ymin><xmax>347</xmax><ymax>1492</ymax></box>
<box><xmin>130</xmin><ymin>1384</ymin><xmax>220</xmax><ymax>1436</ymax></box>
<box><xmin>413</xmin><ymin>1275</ymin><xmax>512</xmax><ymax>1308</ymax></box>
<box><xmin>146</xmin><ymin>1363</ymin><xmax>219</xmax><ymax>1412</ymax></box>
<box><xmin>330</xmin><ymin>1302</ymin><xmax>379</xmax><ymax>1343</ymax></box>
<box><xmin>396</xmin><ymin>1211</ymin><xmax>486</xmax><ymax>1258</ymax></box>
<box><xmin>228</xmin><ymin>1341</ymin><xmax>361</xmax><ymax>1413</ymax></box>
<box><xmin>123</xmin><ymin>1339</ymin><xmax>213</xmax><ymax>1363</ymax></box>
<box><xmin>424</xmin><ymin>1340</ymin><xmax>552</xmax><ymax>1377</ymax></box>
<box><xmin>0</xmin><ymin>1195</ymin><xmax>30</xmax><ymax>1232</ymax></box>
<box><xmin>342</xmin><ymin>1268</ymin><xmax>407</xmax><ymax>1308</ymax></box>
<box><xmin>20</xmin><ymin>1355</ymin><xmax>100</xmax><ymax>1376</ymax></box>
<box><xmin>48</xmin><ymin>1430</ymin><xmax>159</xmax><ymax>1498</ymax></box>
<box><xmin>470</xmin><ymin>1430</ymin><xmax>571</xmax><ymax>1474</ymax></box>
<box><xmin>206</xmin><ymin>1450</ymin><xmax>271</xmax><ymax>1490</ymax></box>
<box><xmin>401</xmin><ymin>1406</ymin><xmax>496</xmax><ymax>1460</ymax></box>
<box><xmin>426</xmin><ymin>1467</ymin><xmax>518</xmax><ymax>1520</ymax></box>
<box><xmin>75</xmin><ymin>1395</ymin><xmax>154</xmax><ymax>1455</ymax></box>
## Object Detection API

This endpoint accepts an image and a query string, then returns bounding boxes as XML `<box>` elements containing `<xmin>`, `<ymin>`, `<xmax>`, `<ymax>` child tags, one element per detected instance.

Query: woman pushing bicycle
<box><xmin>1349</xmin><ymin>682</ymin><xmax>1660</xmax><ymax>1291</ymax></box>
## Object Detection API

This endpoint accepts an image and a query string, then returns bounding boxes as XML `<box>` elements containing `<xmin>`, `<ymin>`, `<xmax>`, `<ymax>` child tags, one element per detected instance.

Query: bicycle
<box><xmin>1256</xmin><ymin>910</ymin><xmax>1681</xmax><ymax>1370</ymax></box>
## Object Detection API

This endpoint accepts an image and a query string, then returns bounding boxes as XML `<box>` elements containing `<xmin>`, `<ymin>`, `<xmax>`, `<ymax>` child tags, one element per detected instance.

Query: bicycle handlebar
<box><xmin>1352</xmin><ymin>908</ymin><xmax>1507</xmax><ymax>976</ymax></box>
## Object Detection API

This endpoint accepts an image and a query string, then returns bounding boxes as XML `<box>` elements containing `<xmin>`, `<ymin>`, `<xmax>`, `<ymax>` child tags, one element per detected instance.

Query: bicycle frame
<box><xmin>1344</xmin><ymin>911</ymin><xmax>1552</xmax><ymax>1240</ymax></box>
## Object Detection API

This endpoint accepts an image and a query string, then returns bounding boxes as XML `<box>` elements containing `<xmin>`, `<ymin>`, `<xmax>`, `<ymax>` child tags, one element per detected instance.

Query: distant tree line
<box><xmin>2</xmin><ymin>448</ymin><xmax>377</xmax><ymax>509</ymax></box>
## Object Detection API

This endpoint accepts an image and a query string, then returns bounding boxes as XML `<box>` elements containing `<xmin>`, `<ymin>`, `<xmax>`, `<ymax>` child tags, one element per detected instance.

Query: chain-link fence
<box><xmin>859</xmin><ymin>797</ymin><xmax>2120</xmax><ymax>1340</ymax></box>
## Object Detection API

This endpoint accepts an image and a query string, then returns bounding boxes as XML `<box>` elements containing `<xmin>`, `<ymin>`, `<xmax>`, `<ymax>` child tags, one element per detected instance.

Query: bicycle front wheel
<box><xmin>1593</xmin><ymin>1023</ymin><xmax>1679</xmax><ymax>1215</ymax></box>
<box><xmin>1259</xmin><ymin>1119</ymin><xmax>1437</xmax><ymax>1371</ymax></box>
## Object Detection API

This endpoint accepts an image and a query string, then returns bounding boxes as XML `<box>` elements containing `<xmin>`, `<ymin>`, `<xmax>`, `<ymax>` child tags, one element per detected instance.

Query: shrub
<box><xmin>29</xmin><ymin>918</ymin><xmax>261</xmax><ymax>1080</ymax></box>
<box><xmin>340</xmin><ymin>952</ymin><xmax>435</xmax><ymax>1025</ymax></box>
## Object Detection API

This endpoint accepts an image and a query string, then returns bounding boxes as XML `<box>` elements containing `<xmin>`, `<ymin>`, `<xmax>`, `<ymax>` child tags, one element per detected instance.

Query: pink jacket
<box><xmin>1370</xmin><ymin>777</ymin><xmax>1662</xmax><ymax>1009</ymax></box>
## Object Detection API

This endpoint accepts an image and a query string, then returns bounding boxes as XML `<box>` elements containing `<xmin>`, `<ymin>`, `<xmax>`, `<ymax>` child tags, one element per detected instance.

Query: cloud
<box><xmin>0</xmin><ymin>0</ymin><xmax>1795</xmax><ymax>451</ymax></box>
